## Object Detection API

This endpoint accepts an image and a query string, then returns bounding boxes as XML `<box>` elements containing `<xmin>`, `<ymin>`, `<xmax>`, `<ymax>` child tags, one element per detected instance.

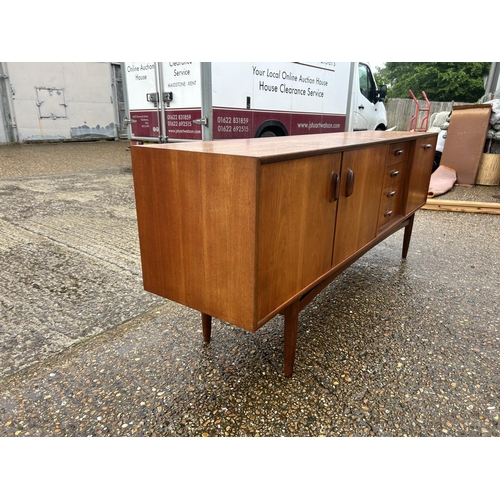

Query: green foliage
<box><xmin>374</xmin><ymin>62</ymin><xmax>491</xmax><ymax>102</ymax></box>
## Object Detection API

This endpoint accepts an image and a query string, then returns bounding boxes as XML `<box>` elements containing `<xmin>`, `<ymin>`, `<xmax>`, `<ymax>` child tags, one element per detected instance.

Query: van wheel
<box><xmin>260</xmin><ymin>130</ymin><xmax>277</xmax><ymax>137</ymax></box>
<box><xmin>255</xmin><ymin>120</ymin><xmax>287</xmax><ymax>138</ymax></box>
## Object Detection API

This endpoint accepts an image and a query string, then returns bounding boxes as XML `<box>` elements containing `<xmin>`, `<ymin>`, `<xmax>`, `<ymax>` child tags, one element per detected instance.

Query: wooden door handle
<box><xmin>345</xmin><ymin>169</ymin><xmax>355</xmax><ymax>197</ymax></box>
<box><xmin>329</xmin><ymin>172</ymin><xmax>340</xmax><ymax>202</ymax></box>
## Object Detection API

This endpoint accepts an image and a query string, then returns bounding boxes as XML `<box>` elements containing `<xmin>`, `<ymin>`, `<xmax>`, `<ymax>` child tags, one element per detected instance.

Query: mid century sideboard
<box><xmin>131</xmin><ymin>131</ymin><xmax>437</xmax><ymax>377</ymax></box>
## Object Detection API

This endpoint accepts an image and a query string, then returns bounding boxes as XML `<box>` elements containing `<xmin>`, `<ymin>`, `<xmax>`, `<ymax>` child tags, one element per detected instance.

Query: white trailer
<box><xmin>122</xmin><ymin>62</ymin><xmax>387</xmax><ymax>142</ymax></box>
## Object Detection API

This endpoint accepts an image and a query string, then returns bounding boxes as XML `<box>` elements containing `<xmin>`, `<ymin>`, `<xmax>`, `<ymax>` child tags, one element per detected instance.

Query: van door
<box><xmin>123</xmin><ymin>62</ymin><xmax>164</xmax><ymax>142</ymax></box>
<box><xmin>354</xmin><ymin>63</ymin><xmax>379</xmax><ymax>131</ymax></box>
<box><xmin>162</xmin><ymin>62</ymin><xmax>204</xmax><ymax>141</ymax></box>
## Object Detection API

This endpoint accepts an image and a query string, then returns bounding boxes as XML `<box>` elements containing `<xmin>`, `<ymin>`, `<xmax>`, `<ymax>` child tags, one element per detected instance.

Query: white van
<box><xmin>122</xmin><ymin>62</ymin><xmax>387</xmax><ymax>142</ymax></box>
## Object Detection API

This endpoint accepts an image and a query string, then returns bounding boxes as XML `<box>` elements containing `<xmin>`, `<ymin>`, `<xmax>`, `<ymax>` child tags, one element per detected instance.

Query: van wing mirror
<box><xmin>376</xmin><ymin>84</ymin><xmax>387</xmax><ymax>103</ymax></box>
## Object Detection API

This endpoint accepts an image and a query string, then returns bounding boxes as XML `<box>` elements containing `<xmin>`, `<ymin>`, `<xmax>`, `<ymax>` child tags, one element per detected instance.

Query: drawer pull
<box><xmin>345</xmin><ymin>168</ymin><xmax>355</xmax><ymax>198</ymax></box>
<box><xmin>423</xmin><ymin>143</ymin><xmax>433</xmax><ymax>150</ymax></box>
<box><xmin>384</xmin><ymin>210</ymin><xmax>393</xmax><ymax>218</ymax></box>
<box><xmin>393</xmin><ymin>149</ymin><xmax>404</xmax><ymax>157</ymax></box>
<box><xmin>390</xmin><ymin>170</ymin><xmax>400</xmax><ymax>178</ymax></box>
<box><xmin>387</xmin><ymin>190</ymin><xmax>396</xmax><ymax>198</ymax></box>
<box><xmin>329</xmin><ymin>171</ymin><xmax>340</xmax><ymax>202</ymax></box>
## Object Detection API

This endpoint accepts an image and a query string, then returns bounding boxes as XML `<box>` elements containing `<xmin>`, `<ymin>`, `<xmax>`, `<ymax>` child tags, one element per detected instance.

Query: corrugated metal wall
<box><xmin>0</xmin><ymin>62</ymin><xmax>122</xmax><ymax>144</ymax></box>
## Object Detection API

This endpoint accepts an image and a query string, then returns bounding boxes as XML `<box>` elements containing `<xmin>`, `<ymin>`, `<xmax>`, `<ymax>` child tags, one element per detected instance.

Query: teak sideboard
<box><xmin>131</xmin><ymin>131</ymin><xmax>437</xmax><ymax>377</ymax></box>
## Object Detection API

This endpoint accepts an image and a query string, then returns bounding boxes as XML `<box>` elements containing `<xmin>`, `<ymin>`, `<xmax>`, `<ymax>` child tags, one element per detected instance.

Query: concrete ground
<box><xmin>0</xmin><ymin>139</ymin><xmax>499</xmax><ymax>438</ymax></box>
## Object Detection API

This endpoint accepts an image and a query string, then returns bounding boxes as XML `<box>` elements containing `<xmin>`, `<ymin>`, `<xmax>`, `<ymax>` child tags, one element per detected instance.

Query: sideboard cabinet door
<box><xmin>257</xmin><ymin>153</ymin><xmax>342</xmax><ymax>322</ymax></box>
<box><xmin>405</xmin><ymin>136</ymin><xmax>438</xmax><ymax>214</ymax></box>
<box><xmin>332</xmin><ymin>145</ymin><xmax>387</xmax><ymax>267</ymax></box>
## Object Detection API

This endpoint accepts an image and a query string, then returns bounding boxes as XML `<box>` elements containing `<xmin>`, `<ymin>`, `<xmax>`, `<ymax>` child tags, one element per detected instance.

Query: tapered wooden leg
<box><xmin>201</xmin><ymin>312</ymin><xmax>212</xmax><ymax>343</ymax></box>
<box><xmin>402</xmin><ymin>214</ymin><xmax>415</xmax><ymax>259</ymax></box>
<box><xmin>283</xmin><ymin>299</ymin><xmax>300</xmax><ymax>378</ymax></box>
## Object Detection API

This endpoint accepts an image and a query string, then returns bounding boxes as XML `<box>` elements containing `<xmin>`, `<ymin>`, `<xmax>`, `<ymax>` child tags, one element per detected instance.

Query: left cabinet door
<box><xmin>257</xmin><ymin>153</ymin><xmax>342</xmax><ymax>323</ymax></box>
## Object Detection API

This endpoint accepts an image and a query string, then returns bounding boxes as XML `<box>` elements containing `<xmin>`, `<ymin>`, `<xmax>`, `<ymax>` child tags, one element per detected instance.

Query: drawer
<box><xmin>384</xmin><ymin>160</ymin><xmax>406</xmax><ymax>186</ymax></box>
<box><xmin>381</xmin><ymin>180</ymin><xmax>403</xmax><ymax>202</ymax></box>
<box><xmin>378</xmin><ymin>198</ymin><xmax>400</xmax><ymax>227</ymax></box>
<box><xmin>387</xmin><ymin>142</ymin><xmax>411</xmax><ymax>166</ymax></box>
<box><xmin>378</xmin><ymin>188</ymin><xmax>402</xmax><ymax>229</ymax></box>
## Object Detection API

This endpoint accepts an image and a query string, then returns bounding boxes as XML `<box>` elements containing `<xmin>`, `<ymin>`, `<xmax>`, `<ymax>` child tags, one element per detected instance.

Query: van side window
<box><xmin>358</xmin><ymin>63</ymin><xmax>376</xmax><ymax>103</ymax></box>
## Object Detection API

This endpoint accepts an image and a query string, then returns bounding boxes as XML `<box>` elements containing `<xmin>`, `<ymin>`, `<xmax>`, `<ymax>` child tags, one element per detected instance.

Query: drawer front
<box><xmin>387</xmin><ymin>142</ymin><xmax>411</xmax><ymax>166</ymax></box>
<box><xmin>379</xmin><ymin>156</ymin><xmax>406</xmax><ymax>230</ymax></box>
<box><xmin>384</xmin><ymin>160</ymin><xmax>406</xmax><ymax>186</ymax></box>
<box><xmin>381</xmin><ymin>180</ymin><xmax>403</xmax><ymax>202</ymax></box>
<box><xmin>378</xmin><ymin>197</ymin><xmax>400</xmax><ymax>227</ymax></box>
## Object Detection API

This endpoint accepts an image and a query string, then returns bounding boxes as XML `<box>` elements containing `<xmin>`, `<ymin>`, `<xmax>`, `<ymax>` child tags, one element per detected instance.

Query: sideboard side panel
<box><xmin>132</xmin><ymin>147</ymin><xmax>259</xmax><ymax>330</ymax></box>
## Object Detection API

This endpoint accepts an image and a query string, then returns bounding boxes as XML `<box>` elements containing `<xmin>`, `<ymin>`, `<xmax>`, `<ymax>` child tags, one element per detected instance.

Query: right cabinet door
<box><xmin>405</xmin><ymin>136</ymin><xmax>437</xmax><ymax>214</ymax></box>
<box><xmin>332</xmin><ymin>144</ymin><xmax>387</xmax><ymax>267</ymax></box>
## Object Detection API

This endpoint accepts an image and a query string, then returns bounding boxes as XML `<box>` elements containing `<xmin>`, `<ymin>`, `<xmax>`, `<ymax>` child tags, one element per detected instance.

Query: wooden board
<box><xmin>422</xmin><ymin>199</ymin><xmax>500</xmax><ymax>215</ymax></box>
<box><xmin>440</xmin><ymin>105</ymin><xmax>492</xmax><ymax>185</ymax></box>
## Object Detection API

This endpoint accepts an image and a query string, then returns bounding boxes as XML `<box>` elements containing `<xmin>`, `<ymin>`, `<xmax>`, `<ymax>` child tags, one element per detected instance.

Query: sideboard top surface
<box><xmin>133</xmin><ymin>131</ymin><xmax>438</xmax><ymax>164</ymax></box>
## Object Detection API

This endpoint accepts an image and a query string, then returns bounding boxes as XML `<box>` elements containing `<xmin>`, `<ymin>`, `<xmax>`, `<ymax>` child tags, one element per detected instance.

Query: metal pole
<box><xmin>344</xmin><ymin>62</ymin><xmax>356</xmax><ymax>132</ymax></box>
<box><xmin>157</xmin><ymin>62</ymin><xmax>168</xmax><ymax>143</ymax></box>
<box><xmin>109</xmin><ymin>63</ymin><xmax>121</xmax><ymax>139</ymax></box>
<box><xmin>0</xmin><ymin>62</ymin><xmax>19</xmax><ymax>143</ymax></box>
<box><xmin>120</xmin><ymin>62</ymin><xmax>134</xmax><ymax>142</ymax></box>
<box><xmin>485</xmin><ymin>62</ymin><xmax>500</xmax><ymax>96</ymax></box>
<box><xmin>200</xmin><ymin>62</ymin><xmax>213</xmax><ymax>141</ymax></box>
<box><xmin>153</xmin><ymin>63</ymin><xmax>163</xmax><ymax>143</ymax></box>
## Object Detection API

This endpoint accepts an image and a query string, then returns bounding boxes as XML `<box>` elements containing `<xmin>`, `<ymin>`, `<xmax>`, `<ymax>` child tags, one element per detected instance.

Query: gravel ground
<box><xmin>1</xmin><ymin>140</ymin><xmax>499</xmax><ymax>441</ymax></box>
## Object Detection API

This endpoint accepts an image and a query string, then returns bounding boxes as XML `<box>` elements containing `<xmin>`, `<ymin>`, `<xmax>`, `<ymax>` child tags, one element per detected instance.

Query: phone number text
<box><xmin>217</xmin><ymin>125</ymin><xmax>250</xmax><ymax>133</ymax></box>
